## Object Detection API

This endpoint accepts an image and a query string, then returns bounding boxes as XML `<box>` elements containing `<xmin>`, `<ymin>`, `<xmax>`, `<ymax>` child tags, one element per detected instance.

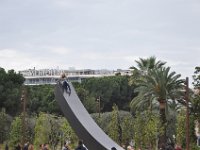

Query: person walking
<box><xmin>75</xmin><ymin>140</ymin><xmax>86</xmax><ymax>150</ymax></box>
<box><xmin>5</xmin><ymin>143</ymin><xmax>9</xmax><ymax>150</ymax></box>
<box><xmin>28</xmin><ymin>144</ymin><xmax>34</xmax><ymax>150</ymax></box>
<box><xmin>39</xmin><ymin>144</ymin><xmax>43</xmax><ymax>150</ymax></box>
<box><xmin>175</xmin><ymin>144</ymin><xmax>182</xmax><ymax>150</ymax></box>
<box><xmin>60</xmin><ymin>73</ymin><xmax>71</xmax><ymax>95</ymax></box>
<box><xmin>43</xmin><ymin>143</ymin><xmax>49</xmax><ymax>150</ymax></box>
<box><xmin>23</xmin><ymin>142</ymin><xmax>29</xmax><ymax>150</ymax></box>
<box><xmin>62</xmin><ymin>142</ymin><xmax>70</xmax><ymax>150</ymax></box>
<box><xmin>15</xmin><ymin>144</ymin><xmax>21</xmax><ymax>150</ymax></box>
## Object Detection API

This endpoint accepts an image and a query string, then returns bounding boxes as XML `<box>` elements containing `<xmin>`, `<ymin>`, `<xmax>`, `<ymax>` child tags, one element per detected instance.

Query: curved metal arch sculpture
<box><xmin>55</xmin><ymin>82</ymin><xmax>124</xmax><ymax>150</ymax></box>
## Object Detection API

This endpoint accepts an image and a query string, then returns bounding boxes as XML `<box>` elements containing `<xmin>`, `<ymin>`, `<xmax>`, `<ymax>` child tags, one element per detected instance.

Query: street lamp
<box><xmin>21</xmin><ymin>87</ymin><xmax>27</xmax><ymax>146</ymax></box>
<box><xmin>96</xmin><ymin>96</ymin><xmax>101</xmax><ymax>118</ymax></box>
<box><xmin>185</xmin><ymin>77</ymin><xmax>190</xmax><ymax>150</ymax></box>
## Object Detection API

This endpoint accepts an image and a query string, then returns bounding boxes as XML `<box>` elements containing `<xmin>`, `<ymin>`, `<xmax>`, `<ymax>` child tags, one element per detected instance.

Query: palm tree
<box><xmin>130</xmin><ymin>56</ymin><xmax>166</xmax><ymax>74</ymax></box>
<box><xmin>131</xmin><ymin>66</ymin><xmax>184</xmax><ymax>148</ymax></box>
<box><xmin>129</xmin><ymin>56</ymin><xmax>166</xmax><ymax>86</ymax></box>
<box><xmin>130</xmin><ymin>56</ymin><xmax>166</xmax><ymax>111</ymax></box>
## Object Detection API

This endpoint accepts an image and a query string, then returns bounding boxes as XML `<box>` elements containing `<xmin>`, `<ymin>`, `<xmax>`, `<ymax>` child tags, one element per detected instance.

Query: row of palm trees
<box><xmin>129</xmin><ymin>56</ymin><xmax>185</xmax><ymax>149</ymax></box>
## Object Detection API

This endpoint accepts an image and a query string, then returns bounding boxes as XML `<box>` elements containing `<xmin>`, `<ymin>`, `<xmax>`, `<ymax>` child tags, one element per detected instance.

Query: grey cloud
<box><xmin>0</xmin><ymin>0</ymin><xmax>200</xmax><ymax>83</ymax></box>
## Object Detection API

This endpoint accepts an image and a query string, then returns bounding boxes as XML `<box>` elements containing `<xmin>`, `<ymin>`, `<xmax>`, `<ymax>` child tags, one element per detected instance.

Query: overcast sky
<box><xmin>0</xmin><ymin>0</ymin><xmax>200</xmax><ymax>84</ymax></box>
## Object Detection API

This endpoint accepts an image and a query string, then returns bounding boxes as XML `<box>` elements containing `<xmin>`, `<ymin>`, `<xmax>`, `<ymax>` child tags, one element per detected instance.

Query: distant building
<box><xmin>19</xmin><ymin>67</ymin><xmax>131</xmax><ymax>85</ymax></box>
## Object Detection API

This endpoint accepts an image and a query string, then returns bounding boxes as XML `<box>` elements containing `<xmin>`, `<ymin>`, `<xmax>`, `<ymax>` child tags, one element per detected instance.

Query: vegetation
<box><xmin>1</xmin><ymin>56</ymin><xmax>200</xmax><ymax>149</ymax></box>
<box><xmin>60</xmin><ymin>118</ymin><xmax>78</xmax><ymax>148</ymax></box>
<box><xmin>0</xmin><ymin>68</ymin><xmax>24</xmax><ymax>115</ymax></box>
<box><xmin>19</xmin><ymin>75</ymin><xmax>134</xmax><ymax>115</ymax></box>
<box><xmin>133</xmin><ymin>111</ymin><xmax>160</xmax><ymax>149</ymax></box>
<box><xmin>9</xmin><ymin>116</ymin><xmax>23</xmax><ymax>147</ymax></box>
<box><xmin>34</xmin><ymin>113</ymin><xmax>50</xmax><ymax>148</ymax></box>
<box><xmin>108</xmin><ymin>104</ymin><xmax>122</xmax><ymax>144</ymax></box>
<box><xmin>192</xmin><ymin>67</ymin><xmax>200</xmax><ymax>122</ymax></box>
<box><xmin>75</xmin><ymin>75</ymin><xmax>135</xmax><ymax>113</ymax></box>
<box><xmin>129</xmin><ymin>57</ymin><xmax>185</xmax><ymax>148</ymax></box>
<box><xmin>176</xmin><ymin>109</ymin><xmax>186</xmax><ymax>146</ymax></box>
<box><xmin>27</xmin><ymin>85</ymin><xmax>61</xmax><ymax>115</ymax></box>
<box><xmin>0</xmin><ymin>108</ymin><xmax>9</xmax><ymax>143</ymax></box>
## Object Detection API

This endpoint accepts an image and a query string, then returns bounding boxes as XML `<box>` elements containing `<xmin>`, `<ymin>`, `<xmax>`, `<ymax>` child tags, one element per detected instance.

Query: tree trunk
<box><xmin>158</xmin><ymin>100</ymin><xmax>167</xmax><ymax>149</ymax></box>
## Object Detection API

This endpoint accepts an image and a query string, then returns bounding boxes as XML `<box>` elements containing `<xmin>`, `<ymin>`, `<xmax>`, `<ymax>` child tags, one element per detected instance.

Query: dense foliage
<box><xmin>133</xmin><ymin>111</ymin><xmax>160</xmax><ymax>149</ymax></box>
<box><xmin>129</xmin><ymin>57</ymin><xmax>185</xmax><ymax>149</ymax></box>
<box><xmin>1</xmin><ymin>61</ymin><xmax>200</xmax><ymax>149</ymax></box>
<box><xmin>0</xmin><ymin>108</ymin><xmax>10</xmax><ymax>143</ymax></box>
<box><xmin>0</xmin><ymin>68</ymin><xmax>25</xmax><ymax>115</ymax></box>
<box><xmin>108</xmin><ymin>104</ymin><xmax>122</xmax><ymax>144</ymax></box>
<box><xmin>193</xmin><ymin>66</ymin><xmax>200</xmax><ymax>88</ymax></box>
<box><xmin>9</xmin><ymin>116</ymin><xmax>23</xmax><ymax>147</ymax></box>
<box><xmin>27</xmin><ymin>85</ymin><xmax>61</xmax><ymax>115</ymax></box>
<box><xmin>190</xmin><ymin>66</ymin><xmax>200</xmax><ymax>148</ymax></box>
<box><xmin>74</xmin><ymin>75</ymin><xmax>135</xmax><ymax>113</ymax></box>
<box><xmin>191</xmin><ymin>67</ymin><xmax>200</xmax><ymax>121</ymax></box>
<box><xmin>25</xmin><ymin>75</ymin><xmax>135</xmax><ymax>115</ymax></box>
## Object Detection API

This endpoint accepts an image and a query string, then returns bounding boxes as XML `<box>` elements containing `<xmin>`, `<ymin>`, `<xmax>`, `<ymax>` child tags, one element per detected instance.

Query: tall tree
<box><xmin>191</xmin><ymin>66</ymin><xmax>200</xmax><ymax>121</ymax></box>
<box><xmin>176</xmin><ymin>109</ymin><xmax>186</xmax><ymax>147</ymax></box>
<box><xmin>0</xmin><ymin>68</ymin><xmax>25</xmax><ymax>115</ymax></box>
<box><xmin>129</xmin><ymin>56</ymin><xmax>166</xmax><ymax>112</ymax></box>
<box><xmin>80</xmin><ymin>76</ymin><xmax>134</xmax><ymax>112</ymax></box>
<box><xmin>129</xmin><ymin>56</ymin><xmax>166</xmax><ymax>86</ymax></box>
<box><xmin>34</xmin><ymin>113</ymin><xmax>50</xmax><ymax>149</ymax></box>
<box><xmin>108</xmin><ymin>104</ymin><xmax>122</xmax><ymax>145</ymax></box>
<box><xmin>132</xmin><ymin>56</ymin><xmax>166</xmax><ymax>71</ymax></box>
<box><xmin>133</xmin><ymin>111</ymin><xmax>160</xmax><ymax>149</ymax></box>
<box><xmin>121</xmin><ymin>115</ymin><xmax>134</xmax><ymax>147</ymax></box>
<box><xmin>191</xmin><ymin>66</ymin><xmax>200</xmax><ymax>144</ymax></box>
<box><xmin>9</xmin><ymin>116</ymin><xmax>23</xmax><ymax>148</ymax></box>
<box><xmin>60</xmin><ymin>118</ymin><xmax>78</xmax><ymax>147</ymax></box>
<box><xmin>0</xmin><ymin>108</ymin><xmax>9</xmax><ymax>143</ymax></box>
<box><xmin>27</xmin><ymin>85</ymin><xmax>60</xmax><ymax>115</ymax></box>
<box><xmin>192</xmin><ymin>66</ymin><xmax>200</xmax><ymax>88</ymax></box>
<box><xmin>130</xmin><ymin>64</ymin><xmax>184</xmax><ymax>148</ymax></box>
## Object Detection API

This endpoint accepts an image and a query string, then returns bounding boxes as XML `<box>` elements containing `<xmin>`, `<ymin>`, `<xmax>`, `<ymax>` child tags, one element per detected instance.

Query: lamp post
<box><xmin>185</xmin><ymin>77</ymin><xmax>190</xmax><ymax>150</ymax></box>
<box><xmin>21</xmin><ymin>87</ymin><xmax>27</xmax><ymax>146</ymax></box>
<box><xmin>96</xmin><ymin>96</ymin><xmax>101</xmax><ymax>118</ymax></box>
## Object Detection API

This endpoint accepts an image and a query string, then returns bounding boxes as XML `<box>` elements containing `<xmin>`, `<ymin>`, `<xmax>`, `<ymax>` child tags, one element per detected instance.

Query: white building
<box><xmin>19</xmin><ymin>68</ymin><xmax>131</xmax><ymax>85</ymax></box>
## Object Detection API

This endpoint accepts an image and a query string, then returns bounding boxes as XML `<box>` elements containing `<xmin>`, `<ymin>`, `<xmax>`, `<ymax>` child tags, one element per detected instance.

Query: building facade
<box><xmin>19</xmin><ymin>68</ymin><xmax>131</xmax><ymax>85</ymax></box>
